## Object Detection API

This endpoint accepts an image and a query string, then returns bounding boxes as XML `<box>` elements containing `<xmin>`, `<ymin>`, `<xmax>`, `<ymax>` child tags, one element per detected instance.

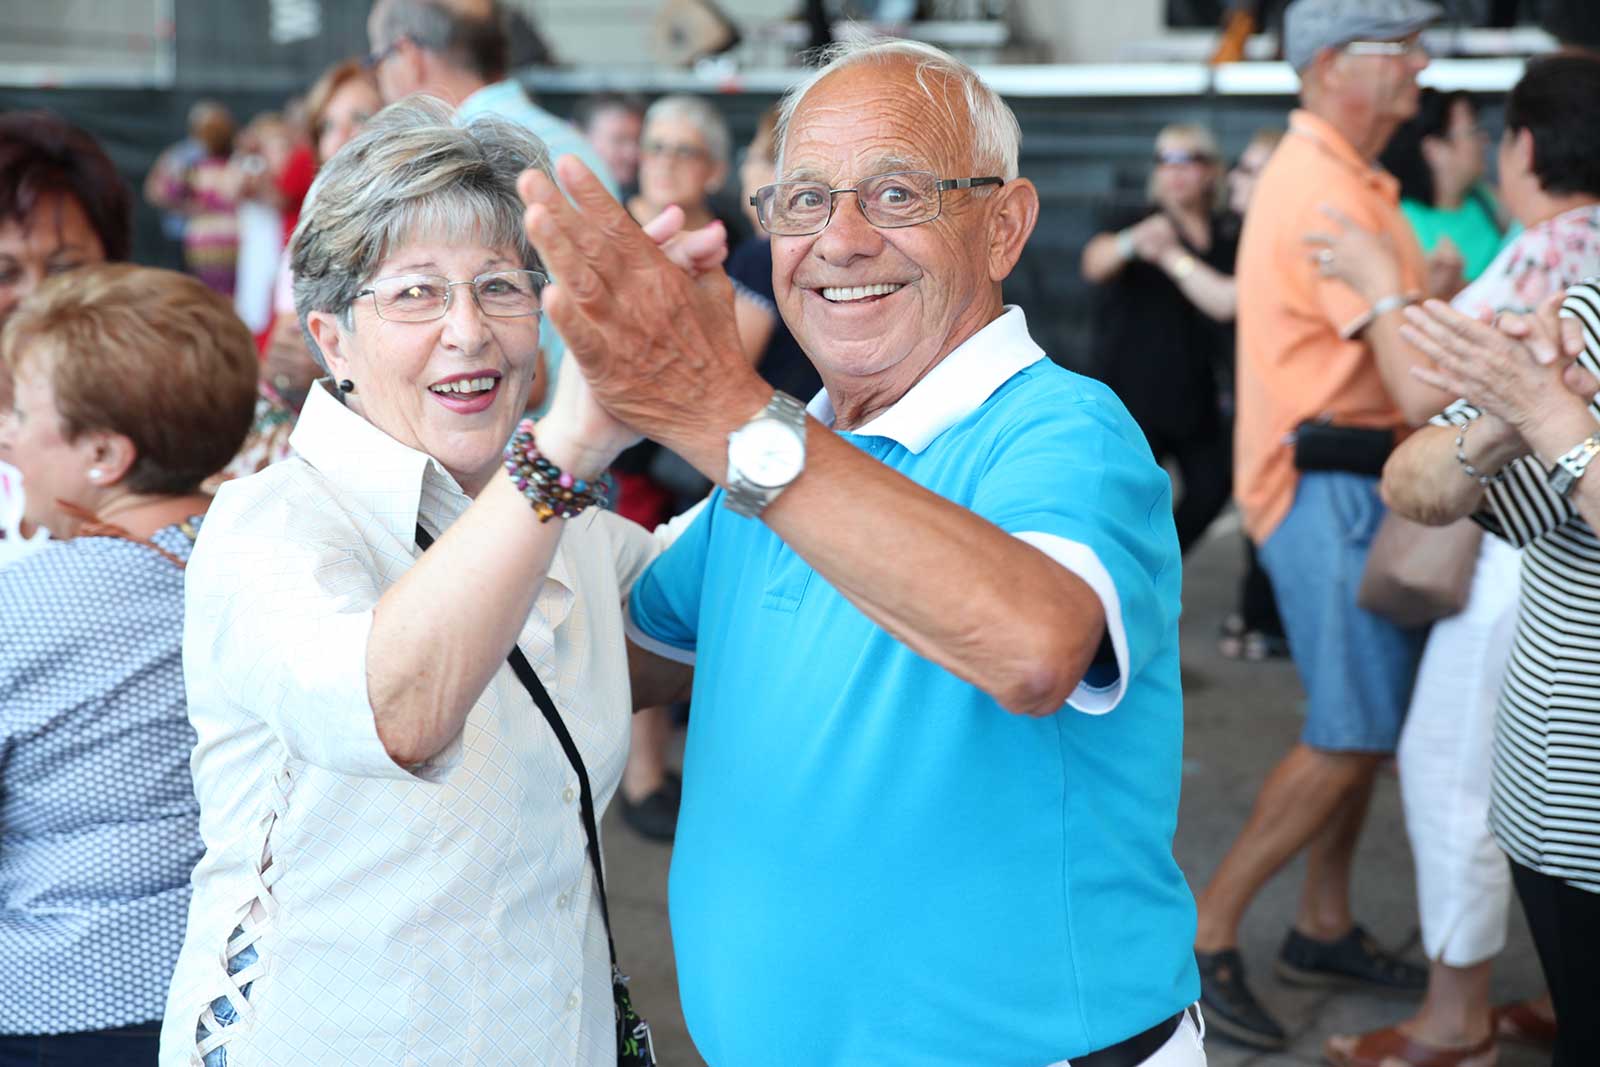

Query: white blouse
<box><xmin>160</xmin><ymin>384</ymin><xmax>658</xmax><ymax>1066</ymax></box>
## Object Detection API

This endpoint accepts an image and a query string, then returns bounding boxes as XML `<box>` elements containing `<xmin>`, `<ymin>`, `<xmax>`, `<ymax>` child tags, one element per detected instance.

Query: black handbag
<box><xmin>415</xmin><ymin>525</ymin><xmax>656</xmax><ymax>1066</ymax></box>
<box><xmin>1292</xmin><ymin>419</ymin><xmax>1394</xmax><ymax>477</ymax></box>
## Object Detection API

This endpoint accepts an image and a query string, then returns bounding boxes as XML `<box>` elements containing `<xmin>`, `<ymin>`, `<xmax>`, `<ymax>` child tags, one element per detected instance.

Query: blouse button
<box><xmin>565</xmin><ymin>991</ymin><xmax>580</xmax><ymax>1012</ymax></box>
<box><xmin>557</xmin><ymin>892</ymin><xmax>569</xmax><ymax>909</ymax></box>
<box><xmin>562</xmin><ymin>786</ymin><xmax>576</xmax><ymax>804</ymax></box>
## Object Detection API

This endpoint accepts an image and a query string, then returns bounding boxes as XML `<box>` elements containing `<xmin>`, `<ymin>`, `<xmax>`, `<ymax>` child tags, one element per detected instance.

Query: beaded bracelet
<box><xmin>1454</xmin><ymin>419</ymin><xmax>1500</xmax><ymax>488</ymax></box>
<box><xmin>503</xmin><ymin>418</ymin><xmax>612</xmax><ymax>522</ymax></box>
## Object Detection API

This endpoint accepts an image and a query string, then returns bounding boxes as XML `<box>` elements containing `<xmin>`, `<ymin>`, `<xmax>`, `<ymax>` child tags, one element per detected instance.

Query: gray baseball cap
<box><xmin>1283</xmin><ymin>0</ymin><xmax>1442</xmax><ymax>72</ymax></box>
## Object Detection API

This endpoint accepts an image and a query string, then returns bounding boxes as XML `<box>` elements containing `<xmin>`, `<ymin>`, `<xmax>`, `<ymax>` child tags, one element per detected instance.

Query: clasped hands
<box><xmin>516</xmin><ymin>156</ymin><xmax>772</xmax><ymax>480</ymax></box>
<box><xmin>1400</xmin><ymin>292</ymin><xmax>1595</xmax><ymax>452</ymax></box>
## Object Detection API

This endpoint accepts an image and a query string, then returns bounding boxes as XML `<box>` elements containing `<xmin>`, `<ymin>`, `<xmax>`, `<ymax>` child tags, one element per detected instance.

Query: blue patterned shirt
<box><xmin>0</xmin><ymin>523</ymin><xmax>204</xmax><ymax>1033</ymax></box>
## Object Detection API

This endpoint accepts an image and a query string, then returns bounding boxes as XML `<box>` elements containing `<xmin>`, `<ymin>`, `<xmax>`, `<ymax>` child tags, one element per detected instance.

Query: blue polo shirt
<box><xmin>628</xmin><ymin>307</ymin><xmax>1198</xmax><ymax>1066</ymax></box>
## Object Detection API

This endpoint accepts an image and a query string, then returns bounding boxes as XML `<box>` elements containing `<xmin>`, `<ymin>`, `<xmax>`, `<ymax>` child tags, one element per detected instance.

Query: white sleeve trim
<box><xmin>624</xmin><ymin>607</ymin><xmax>697</xmax><ymax>666</ymax></box>
<box><xmin>1013</xmin><ymin>531</ymin><xmax>1128</xmax><ymax>716</ymax></box>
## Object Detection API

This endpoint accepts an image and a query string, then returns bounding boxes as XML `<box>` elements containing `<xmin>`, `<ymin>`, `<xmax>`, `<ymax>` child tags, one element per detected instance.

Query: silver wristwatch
<box><xmin>1547</xmin><ymin>432</ymin><xmax>1600</xmax><ymax>499</ymax></box>
<box><xmin>724</xmin><ymin>391</ymin><xmax>808</xmax><ymax>518</ymax></box>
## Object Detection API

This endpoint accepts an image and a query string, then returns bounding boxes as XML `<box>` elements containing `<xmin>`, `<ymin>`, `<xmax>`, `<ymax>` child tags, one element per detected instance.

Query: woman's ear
<box><xmin>305</xmin><ymin>310</ymin><xmax>350</xmax><ymax>380</ymax></box>
<box><xmin>77</xmin><ymin>429</ymin><xmax>139</xmax><ymax>488</ymax></box>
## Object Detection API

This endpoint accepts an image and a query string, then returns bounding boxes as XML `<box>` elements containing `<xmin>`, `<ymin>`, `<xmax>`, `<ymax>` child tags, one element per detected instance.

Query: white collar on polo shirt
<box><xmin>804</xmin><ymin>305</ymin><xmax>1046</xmax><ymax>455</ymax></box>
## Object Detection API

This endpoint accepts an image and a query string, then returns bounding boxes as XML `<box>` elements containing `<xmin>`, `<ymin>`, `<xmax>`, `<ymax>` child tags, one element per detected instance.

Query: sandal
<box><xmin>1494</xmin><ymin>999</ymin><xmax>1557</xmax><ymax>1050</ymax></box>
<box><xmin>1324</xmin><ymin>1025</ymin><xmax>1496</xmax><ymax>1067</ymax></box>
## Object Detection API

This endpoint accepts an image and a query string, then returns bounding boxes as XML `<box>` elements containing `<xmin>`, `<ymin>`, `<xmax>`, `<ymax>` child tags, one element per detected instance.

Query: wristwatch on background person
<box><xmin>724</xmin><ymin>391</ymin><xmax>808</xmax><ymax>518</ymax></box>
<box><xmin>1546</xmin><ymin>431</ymin><xmax>1600</xmax><ymax>499</ymax></box>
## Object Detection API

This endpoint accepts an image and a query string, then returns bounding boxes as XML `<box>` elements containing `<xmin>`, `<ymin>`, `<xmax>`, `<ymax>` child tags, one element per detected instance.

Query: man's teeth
<box><xmin>820</xmin><ymin>283</ymin><xmax>904</xmax><ymax>303</ymax></box>
<box><xmin>429</xmin><ymin>376</ymin><xmax>497</xmax><ymax>395</ymax></box>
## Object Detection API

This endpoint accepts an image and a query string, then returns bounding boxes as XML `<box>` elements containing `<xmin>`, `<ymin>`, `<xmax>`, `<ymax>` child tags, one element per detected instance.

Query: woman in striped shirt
<box><xmin>1384</xmin><ymin>278</ymin><xmax>1600</xmax><ymax>1067</ymax></box>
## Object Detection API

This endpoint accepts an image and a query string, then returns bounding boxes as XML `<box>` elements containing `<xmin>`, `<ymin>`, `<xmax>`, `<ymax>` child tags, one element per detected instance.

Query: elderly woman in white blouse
<box><xmin>160</xmin><ymin>98</ymin><xmax>714</xmax><ymax>1067</ymax></box>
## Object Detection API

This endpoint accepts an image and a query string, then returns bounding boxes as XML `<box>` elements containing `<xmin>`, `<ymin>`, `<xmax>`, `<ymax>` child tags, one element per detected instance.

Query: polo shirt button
<box><xmin>565</xmin><ymin>991</ymin><xmax>580</xmax><ymax>1011</ymax></box>
<box><xmin>562</xmin><ymin>786</ymin><xmax>576</xmax><ymax>804</ymax></box>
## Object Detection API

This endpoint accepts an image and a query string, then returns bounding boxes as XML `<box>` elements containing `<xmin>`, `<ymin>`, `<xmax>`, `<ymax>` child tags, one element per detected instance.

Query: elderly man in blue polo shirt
<box><xmin>517</xmin><ymin>40</ymin><xmax>1202</xmax><ymax>1067</ymax></box>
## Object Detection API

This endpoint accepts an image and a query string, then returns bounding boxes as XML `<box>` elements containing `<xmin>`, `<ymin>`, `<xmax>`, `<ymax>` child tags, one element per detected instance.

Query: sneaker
<box><xmin>1275</xmin><ymin>925</ymin><xmax>1427</xmax><ymax>993</ymax></box>
<box><xmin>1196</xmin><ymin>948</ymin><xmax>1288</xmax><ymax>1050</ymax></box>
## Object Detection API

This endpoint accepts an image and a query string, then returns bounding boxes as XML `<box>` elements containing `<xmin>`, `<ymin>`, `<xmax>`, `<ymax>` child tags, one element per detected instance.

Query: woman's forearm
<box><xmin>366</xmin><ymin>473</ymin><xmax>566</xmax><ymax>766</ymax></box>
<box><xmin>1380</xmin><ymin>418</ymin><xmax>1523</xmax><ymax>525</ymax></box>
<box><xmin>1081</xmin><ymin>231</ymin><xmax>1132</xmax><ymax>285</ymax></box>
<box><xmin>365</xmin><ymin>430</ymin><xmax>613</xmax><ymax>767</ymax></box>
<box><xmin>1161</xmin><ymin>252</ymin><xmax>1236</xmax><ymax>322</ymax></box>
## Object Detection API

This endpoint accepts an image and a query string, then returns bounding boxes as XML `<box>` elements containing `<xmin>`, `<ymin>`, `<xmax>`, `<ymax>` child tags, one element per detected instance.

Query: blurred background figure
<box><xmin>232</xmin><ymin>57</ymin><xmax>386</xmax><ymax>485</ymax></box>
<box><xmin>576</xmin><ymin>91</ymin><xmax>646</xmax><ymax>194</ymax></box>
<box><xmin>728</xmin><ymin>105</ymin><xmax>822</xmax><ymax>404</ymax></box>
<box><xmin>230</xmin><ymin>110</ymin><xmax>299</xmax><ymax>336</ymax></box>
<box><xmin>1380</xmin><ymin>88</ymin><xmax>1505</xmax><ymax>283</ymax></box>
<box><xmin>1219</xmin><ymin>127</ymin><xmax>1288</xmax><ymax>663</ymax></box>
<box><xmin>0</xmin><ymin>112</ymin><xmax>131</xmax><ymax>567</ymax></box>
<box><xmin>1227</xmin><ymin>127</ymin><xmax>1283</xmax><ymax>221</ymax></box>
<box><xmin>145</xmin><ymin>101</ymin><xmax>239</xmax><ymax>296</ymax></box>
<box><xmin>1308</xmin><ymin>52</ymin><xmax>1600</xmax><ymax>1067</ymax></box>
<box><xmin>628</xmin><ymin>94</ymin><xmax>740</xmax><ymax>239</ymax></box>
<box><xmin>0</xmin><ymin>263</ymin><xmax>257</xmax><ymax>1067</ymax></box>
<box><xmin>614</xmin><ymin>91</ymin><xmax>743</xmax><ymax>844</ymax></box>
<box><xmin>1081</xmin><ymin>122</ymin><xmax>1238</xmax><ymax>557</ymax></box>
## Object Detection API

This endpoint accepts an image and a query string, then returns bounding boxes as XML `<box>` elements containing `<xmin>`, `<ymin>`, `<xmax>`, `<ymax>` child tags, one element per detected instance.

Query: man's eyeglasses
<box><xmin>365</xmin><ymin>38</ymin><xmax>402</xmax><ymax>70</ymax></box>
<box><xmin>355</xmin><ymin>270</ymin><xmax>547</xmax><ymax>323</ymax></box>
<box><xmin>641</xmin><ymin>139</ymin><xmax>711</xmax><ymax>163</ymax></box>
<box><xmin>750</xmin><ymin>170</ymin><xmax>1004</xmax><ymax>237</ymax></box>
<box><xmin>1343</xmin><ymin>37</ymin><xmax>1429</xmax><ymax>59</ymax></box>
<box><xmin>1155</xmin><ymin>149</ymin><xmax>1216</xmax><ymax>167</ymax></box>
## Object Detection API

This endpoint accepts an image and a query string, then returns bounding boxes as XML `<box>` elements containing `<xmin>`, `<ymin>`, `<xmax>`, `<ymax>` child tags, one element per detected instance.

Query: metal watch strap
<box><xmin>724</xmin><ymin>390</ymin><xmax>808</xmax><ymax>518</ymax></box>
<box><xmin>1548</xmin><ymin>432</ymin><xmax>1600</xmax><ymax>499</ymax></box>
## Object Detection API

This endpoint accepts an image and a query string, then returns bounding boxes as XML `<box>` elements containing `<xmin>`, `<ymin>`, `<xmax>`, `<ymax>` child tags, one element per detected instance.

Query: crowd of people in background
<box><xmin>3</xmin><ymin>0</ymin><xmax>1600</xmax><ymax>1065</ymax></box>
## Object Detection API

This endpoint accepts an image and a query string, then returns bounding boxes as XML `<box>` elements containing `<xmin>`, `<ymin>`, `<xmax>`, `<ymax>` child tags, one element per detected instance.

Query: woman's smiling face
<box><xmin>311</xmin><ymin>237</ymin><xmax>542</xmax><ymax>495</ymax></box>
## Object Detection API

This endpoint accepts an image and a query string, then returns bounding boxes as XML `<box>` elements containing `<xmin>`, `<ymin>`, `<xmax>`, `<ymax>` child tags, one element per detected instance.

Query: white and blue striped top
<box><xmin>1440</xmin><ymin>279</ymin><xmax>1600</xmax><ymax>894</ymax></box>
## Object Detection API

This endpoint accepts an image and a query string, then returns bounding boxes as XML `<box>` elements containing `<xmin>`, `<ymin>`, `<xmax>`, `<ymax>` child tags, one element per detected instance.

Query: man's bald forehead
<box><xmin>783</xmin><ymin>57</ymin><xmax>976</xmax><ymax>168</ymax></box>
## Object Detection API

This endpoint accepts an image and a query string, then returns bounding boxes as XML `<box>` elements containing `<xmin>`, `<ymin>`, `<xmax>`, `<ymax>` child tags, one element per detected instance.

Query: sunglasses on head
<box><xmin>1155</xmin><ymin>149</ymin><xmax>1216</xmax><ymax>167</ymax></box>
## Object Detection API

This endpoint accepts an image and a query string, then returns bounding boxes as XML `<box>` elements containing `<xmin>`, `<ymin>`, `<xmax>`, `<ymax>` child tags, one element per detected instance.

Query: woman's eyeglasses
<box><xmin>355</xmin><ymin>270</ymin><xmax>547</xmax><ymax>323</ymax></box>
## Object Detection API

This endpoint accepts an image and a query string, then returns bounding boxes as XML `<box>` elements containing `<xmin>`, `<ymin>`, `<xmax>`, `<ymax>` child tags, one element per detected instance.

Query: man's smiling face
<box><xmin>771</xmin><ymin>59</ymin><xmax>1001</xmax><ymax>395</ymax></box>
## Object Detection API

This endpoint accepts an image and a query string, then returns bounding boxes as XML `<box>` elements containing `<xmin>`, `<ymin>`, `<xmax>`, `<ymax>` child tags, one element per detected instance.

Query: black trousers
<box><xmin>1510</xmin><ymin>861</ymin><xmax>1600</xmax><ymax>1067</ymax></box>
<box><xmin>0</xmin><ymin>1021</ymin><xmax>159</xmax><ymax>1067</ymax></box>
<box><xmin>1144</xmin><ymin>424</ymin><xmax>1233</xmax><ymax>556</ymax></box>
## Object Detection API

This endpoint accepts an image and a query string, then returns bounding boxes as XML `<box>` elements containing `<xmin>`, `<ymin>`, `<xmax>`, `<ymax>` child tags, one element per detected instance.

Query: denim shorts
<box><xmin>1258</xmin><ymin>471</ymin><xmax>1427</xmax><ymax>753</ymax></box>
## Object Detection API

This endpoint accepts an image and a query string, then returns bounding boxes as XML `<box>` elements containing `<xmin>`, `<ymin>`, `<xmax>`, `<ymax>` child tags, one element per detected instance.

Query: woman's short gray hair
<box><xmin>643</xmin><ymin>94</ymin><xmax>732</xmax><ymax>166</ymax></box>
<box><xmin>290</xmin><ymin>96</ymin><xmax>550</xmax><ymax>369</ymax></box>
<box><xmin>776</xmin><ymin>40</ymin><xmax>1021</xmax><ymax>182</ymax></box>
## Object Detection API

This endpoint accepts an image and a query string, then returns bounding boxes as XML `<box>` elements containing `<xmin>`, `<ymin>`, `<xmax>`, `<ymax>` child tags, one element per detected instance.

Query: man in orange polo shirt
<box><xmin>1192</xmin><ymin>0</ymin><xmax>1457</xmax><ymax>1050</ymax></box>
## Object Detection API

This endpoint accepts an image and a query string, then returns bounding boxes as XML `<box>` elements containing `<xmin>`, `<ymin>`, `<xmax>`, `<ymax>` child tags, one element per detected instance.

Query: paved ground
<box><xmin>601</xmin><ymin>517</ymin><xmax>1547</xmax><ymax>1066</ymax></box>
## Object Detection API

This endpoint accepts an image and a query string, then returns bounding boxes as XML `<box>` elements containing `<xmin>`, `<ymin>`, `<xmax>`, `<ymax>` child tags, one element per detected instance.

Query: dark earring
<box><xmin>338</xmin><ymin>379</ymin><xmax>356</xmax><ymax>394</ymax></box>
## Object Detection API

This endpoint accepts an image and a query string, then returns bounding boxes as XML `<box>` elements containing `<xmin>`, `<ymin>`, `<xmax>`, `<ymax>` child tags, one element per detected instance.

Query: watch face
<box><xmin>730</xmin><ymin>417</ymin><xmax>805</xmax><ymax>489</ymax></box>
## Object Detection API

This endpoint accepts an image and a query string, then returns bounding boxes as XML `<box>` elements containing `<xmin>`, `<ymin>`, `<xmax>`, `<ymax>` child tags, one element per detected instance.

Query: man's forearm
<box><xmin>754</xmin><ymin>425</ymin><xmax>1107</xmax><ymax>716</ymax></box>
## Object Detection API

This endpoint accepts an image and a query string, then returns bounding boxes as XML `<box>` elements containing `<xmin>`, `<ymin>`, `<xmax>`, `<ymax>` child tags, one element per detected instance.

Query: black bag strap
<box><xmin>415</xmin><ymin>524</ymin><xmax>618</xmax><ymax>967</ymax></box>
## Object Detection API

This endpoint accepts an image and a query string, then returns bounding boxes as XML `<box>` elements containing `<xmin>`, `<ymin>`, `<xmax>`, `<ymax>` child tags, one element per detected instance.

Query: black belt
<box><xmin>1070</xmin><ymin>1006</ymin><xmax>1195</xmax><ymax>1067</ymax></box>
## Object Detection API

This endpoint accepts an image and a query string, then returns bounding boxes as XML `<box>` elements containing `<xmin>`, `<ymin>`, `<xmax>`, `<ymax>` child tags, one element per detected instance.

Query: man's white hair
<box><xmin>775</xmin><ymin>39</ymin><xmax>1021</xmax><ymax>182</ymax></box>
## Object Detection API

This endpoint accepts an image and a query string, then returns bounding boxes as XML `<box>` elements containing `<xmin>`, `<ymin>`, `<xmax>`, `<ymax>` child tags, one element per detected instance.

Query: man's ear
<box><xmin>305</xmin><ymin>310</ymin><xmax>351</xmax><ymax>380</ymax></box>
<box><xmin>986</xmin><ymin>178</ymin><xmax>1040</xmax><ymax>284</ymax></box>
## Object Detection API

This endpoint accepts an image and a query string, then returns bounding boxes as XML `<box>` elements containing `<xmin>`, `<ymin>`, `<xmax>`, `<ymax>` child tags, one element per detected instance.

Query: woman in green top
<box><xmin>1382</xmin><ymin>88</ymin><xmax>1505</xmax><ymax>282</ymax></box>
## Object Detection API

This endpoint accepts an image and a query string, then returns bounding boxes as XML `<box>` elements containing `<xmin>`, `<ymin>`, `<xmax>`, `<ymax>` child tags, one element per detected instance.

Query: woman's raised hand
<box><xmin>1302</xmin><ymin>203</ymin><xmax>1401</xmax><ymax>304</ymax></box>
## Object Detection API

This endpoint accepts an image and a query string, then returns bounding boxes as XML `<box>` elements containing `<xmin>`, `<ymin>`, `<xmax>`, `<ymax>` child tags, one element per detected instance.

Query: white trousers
<box><xmin>1396</xmin><ymin>533</ymin><xmax>1522</xmax><ymax>966</ymax></box>
<box><xmin>1048</xmin><ymin>1008</ymin><xmax>1206</xmax><ymax>1067</ymax></box>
